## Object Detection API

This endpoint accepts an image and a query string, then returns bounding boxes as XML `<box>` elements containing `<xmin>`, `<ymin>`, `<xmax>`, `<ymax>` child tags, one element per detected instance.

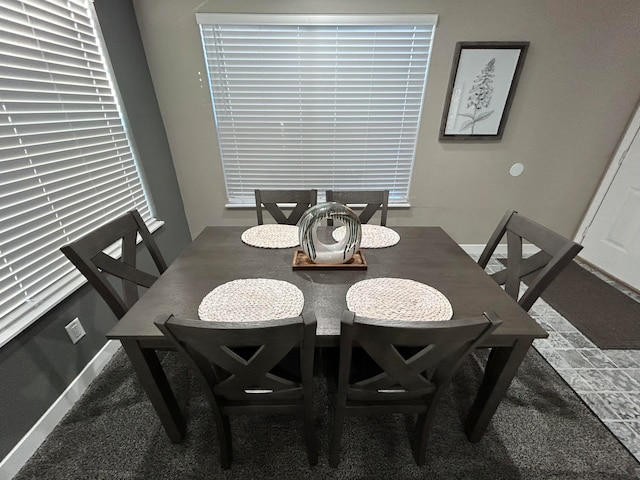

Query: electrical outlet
<box><xmin>65</xmin><ymin>317</ymin><xmax>86</xmax><ymax>344</ymax></box>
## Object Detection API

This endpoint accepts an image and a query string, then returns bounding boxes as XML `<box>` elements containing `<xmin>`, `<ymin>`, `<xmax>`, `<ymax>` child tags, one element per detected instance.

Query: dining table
<box><xmin>107</xmin><ymin>225</ymin><xmax>547</xmax><ymax>444</ymax></box>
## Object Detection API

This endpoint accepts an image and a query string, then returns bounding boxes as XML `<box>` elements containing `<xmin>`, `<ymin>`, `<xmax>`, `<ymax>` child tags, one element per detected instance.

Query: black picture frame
<box><xmin>439</xmin><ymin>41</ymin><xmax>529</xmax><ymax>142</ymax></box>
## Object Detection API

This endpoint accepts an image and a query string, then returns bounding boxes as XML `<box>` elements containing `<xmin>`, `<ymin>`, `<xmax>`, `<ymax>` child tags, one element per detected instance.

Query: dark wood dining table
<box><xmin>107</xmin><ymin>226</ymin><xmax>547</xmax><ymax>444</ymax></box>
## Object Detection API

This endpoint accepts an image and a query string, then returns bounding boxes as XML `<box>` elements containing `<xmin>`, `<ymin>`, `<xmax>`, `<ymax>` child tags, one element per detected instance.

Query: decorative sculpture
<box><xmin>298</xmin><ymin>202</ymin><xmax>361</xmax><ymax>264</ymax></box>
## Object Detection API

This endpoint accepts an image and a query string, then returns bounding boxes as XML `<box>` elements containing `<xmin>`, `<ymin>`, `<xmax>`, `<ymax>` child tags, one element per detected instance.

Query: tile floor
<box><xmin>482</xmin><ymin>256</ymin><xmax>640</xmax><ymax>462</ymax></box>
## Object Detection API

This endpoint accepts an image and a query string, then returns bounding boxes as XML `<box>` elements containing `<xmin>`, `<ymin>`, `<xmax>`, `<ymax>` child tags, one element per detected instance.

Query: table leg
<box><xmin>121</xmin><ymin>339</ymin><xmax>186</xmax><ymax>443</ymax></box>
<box><xmin>465</xmin><ymin>338</ymin><xmax>533</xmax><ymax>442</ymax></box>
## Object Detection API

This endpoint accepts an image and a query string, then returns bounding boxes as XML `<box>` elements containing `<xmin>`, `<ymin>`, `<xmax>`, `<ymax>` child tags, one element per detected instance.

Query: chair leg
<box><xmin>216</xmin><ymin>415</ymin><xmax>233</xmax><ymax>469</ymax></box>
<box><xmin>304</xmin><ymin>415</ymin><xmax>318</xmax><ymax>466</ymax></box>
<box><xmin>413</xmin><ymin>402</ymin><xmax>439</xmax><ymax>466</ymax></box>
<box><xmin>304</xmin><ymin>406</ymin><xmax>318</xmax><ymax>466</ymax></box>
<box><xmin>329</xmin><ymin>405</ymin><xmax>346</xmax><ymax>467</ymax></box>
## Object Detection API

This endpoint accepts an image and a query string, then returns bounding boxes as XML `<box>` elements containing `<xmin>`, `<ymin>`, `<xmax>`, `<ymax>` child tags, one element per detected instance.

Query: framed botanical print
<box><xmin>439</xmin><ymin>41</ymin><xmax>529</xmax><ymax>141</ymax></box>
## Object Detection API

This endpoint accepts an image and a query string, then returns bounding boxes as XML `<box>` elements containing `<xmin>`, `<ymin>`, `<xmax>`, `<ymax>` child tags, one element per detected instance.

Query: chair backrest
<box><xmin>60</xmin><ymin>210</ymin><xmax>167</xmax><ymax>319</ymax></box>
<box><xmin>330</xmin><ymin>310</ymin><xmax>500</xmax><ymax>467</ymax></box>
<box><xmin>336</xmin><ymin>311</ymin><xmax>501</xmax><ymax>404</ymax></box>
<box><xmin>155</xmin><ymin>313</ymin><xmax>316</xmax><ymax>409</ymax></box>
<box><xmin>325</xmin><ymin>190</ymin><xmax>389</xmax><ymax>226</ymax></box>
<box><xmin>478</xmin><ymin>210</ymin><xmax>583</xmax><ymax>312</ymax></box>
<box><xmin>254</xmin><ymin>189</ymin><xmax>317</xmax><ymax>225</ymax></box>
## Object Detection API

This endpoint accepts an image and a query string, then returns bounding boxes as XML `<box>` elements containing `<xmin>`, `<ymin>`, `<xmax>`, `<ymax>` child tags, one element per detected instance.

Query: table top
<box><xmin>107</xmin><ymin>226</ymin><xmax>547</xmax><ymax>347</ymax></box>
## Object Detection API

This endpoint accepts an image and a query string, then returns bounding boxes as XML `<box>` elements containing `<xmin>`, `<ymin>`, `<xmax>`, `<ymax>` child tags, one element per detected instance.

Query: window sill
<box><xmin>225</xmin><ymin>203</ymin><xmax>411</xmax><ymax>209</ymax></box>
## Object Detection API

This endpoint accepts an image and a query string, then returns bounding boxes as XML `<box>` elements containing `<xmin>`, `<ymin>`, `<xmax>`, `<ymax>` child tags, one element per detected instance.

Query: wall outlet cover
<box><xmin>65</xmin><ymin>318</ymin><xmax>86</xmax><ymax>344</ymax></box>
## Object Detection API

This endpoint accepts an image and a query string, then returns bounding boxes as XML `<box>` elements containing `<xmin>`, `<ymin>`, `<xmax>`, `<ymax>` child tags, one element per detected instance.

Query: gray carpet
<box><xmin>14</xmin><ymin>348</ymin><xmax>640</xmax><ymax>480</ymax></box>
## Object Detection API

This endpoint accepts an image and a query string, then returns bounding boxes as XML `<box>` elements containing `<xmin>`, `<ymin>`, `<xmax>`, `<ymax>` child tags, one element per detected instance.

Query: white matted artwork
<box><xmin>439</xmin><ymin>42</ymin><xmax>529</xmax><ymax>141</ymax></box>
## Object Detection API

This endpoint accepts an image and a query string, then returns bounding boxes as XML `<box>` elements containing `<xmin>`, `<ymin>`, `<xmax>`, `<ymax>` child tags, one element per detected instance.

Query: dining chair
<box><xmin>325</xmin><ymin>189</ymin><xmax>389</xmax><ymax>226</ymax></box>
<box><xmin>329</xmin><ymin>310</ymin><xmax>501</xmax><ymax>467</ymax></box>
<box><xmin>155</xmin><ymin>313</ymin><xmax>317</xmax><ymax>469</ymax></box>
<box><xmin>254</xmin><ymin>189</ymin><xmax>318</xmax><ymax>225</ymax></box>
<box><xmin>60</xmin><ymin>209</ymin><xmax>167</xmax><ymax>320</ymax></box>
<box><xmin>478</xmin><ymin>210</ymin><xmax>583</xmax><ymax>312</ymax></box>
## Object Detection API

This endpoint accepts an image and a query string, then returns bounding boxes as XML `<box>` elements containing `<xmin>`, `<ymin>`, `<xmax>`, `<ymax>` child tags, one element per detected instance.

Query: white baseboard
<box><xmin>0</xmin><ymin>340</ymin><xmax>121</xmax><ymax>480</ymax></box>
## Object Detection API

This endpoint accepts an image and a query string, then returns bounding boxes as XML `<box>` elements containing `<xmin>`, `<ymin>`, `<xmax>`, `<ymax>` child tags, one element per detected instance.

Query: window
<box><xmin>196</xmin><ymin>14</ymin><xmax>437</xmax><ymax>205</ymax></box>
<box><xmin>0</xmin><ymin>0</ymin><xmax>157</xmax><ymax>347</ymax></box>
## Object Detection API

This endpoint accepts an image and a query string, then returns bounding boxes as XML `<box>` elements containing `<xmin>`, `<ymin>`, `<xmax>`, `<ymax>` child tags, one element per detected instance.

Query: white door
<box><xmin>577</xmin><ymin>103</ymin><xmax>640</xmax><ymax>291</ymax></box>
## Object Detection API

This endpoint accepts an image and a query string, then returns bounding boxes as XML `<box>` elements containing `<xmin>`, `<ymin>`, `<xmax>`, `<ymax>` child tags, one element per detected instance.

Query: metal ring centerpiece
<box><xmin>298</xmin><ymin>202</ymin><xmax>362</xmax><ymax>264</ymax></box>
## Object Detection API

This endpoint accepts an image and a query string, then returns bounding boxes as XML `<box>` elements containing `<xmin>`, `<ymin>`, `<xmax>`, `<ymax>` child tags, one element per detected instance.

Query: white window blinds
<box><xmin>0</xmin><ymin>0</ymin><xmax>156</xmax><ymax>346</ymax></box>
<box><xmin>196</xmin><ymin>14</ymin><xmax>437</xmax><ymax>205</ymax></box>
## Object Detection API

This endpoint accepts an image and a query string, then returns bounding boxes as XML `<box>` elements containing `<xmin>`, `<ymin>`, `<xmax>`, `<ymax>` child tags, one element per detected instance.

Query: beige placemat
<box><xmin>198</xmin><ymin>278</ymin><xmax>304</xmax><ymax>322</ymax></box>
<box><xmin>346</xmin><ymin>277</ymin><xmax>453</xmax><ymax>321</ymax></box>
<box><xmin>241</xmin><ymin>224</ymin><xmax>299</xmax><ymax>248</ymax></box>
<box><xmin>333</xmin><ymin>224</ymin><xmax>400</xmax><ymax>248</ymax></box>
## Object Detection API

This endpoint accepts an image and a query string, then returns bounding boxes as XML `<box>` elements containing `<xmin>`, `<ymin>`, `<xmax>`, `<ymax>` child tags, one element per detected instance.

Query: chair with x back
<box><xmin>254</xmin><ymin>189</ymin><xmax>317</xmax><ymax>225</ymax></box>
<box><xmin>329</xmin><ymin>310</ymin><xmax>501</xmax><ymax>467</ymax></box>
<box><xmin>60</xmin><ymin>209</ymin><xmax>167</xmax><ymax>320</ymax></box>
<box><xmin>325</xmin><ymin>189</ymin><xmax>389</xmax><ymax>226</ymax></box>
<box><xmin>155</xmin><ymin>312</ymin><xmax>317</xmax><ymax>469</ymax></box>
<box><xmin>477</xmin><ymin>210</ymin><xmax>583</xmax><ymax>312</ymax></box>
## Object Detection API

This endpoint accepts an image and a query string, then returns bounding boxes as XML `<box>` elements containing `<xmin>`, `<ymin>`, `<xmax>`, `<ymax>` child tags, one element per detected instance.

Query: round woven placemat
<box><xmin>346</xmin><ymin>278</ymin><xmax>453</xmax><ymax>321</ymax></box>
<box><xmin>198</xmin><ymin>279</ymin><xmax>304</xmax><ymax>322</ymax></box>
<box><xmin>241</xmin><ymin>224</ymin><xmax>299</xmax><ymax>248</ymax></box>
<box><xmin>333</xmin><ymin>224</ymin><xmax>400</xmax><ymax>248</ymax></box>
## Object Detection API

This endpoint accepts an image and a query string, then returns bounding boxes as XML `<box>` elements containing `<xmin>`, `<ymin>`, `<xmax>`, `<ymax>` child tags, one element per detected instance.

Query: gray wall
<box><xmin>0</xmin><ymin>0</ymin><xmax>191</xmax><ymax>461</ymax></box>
<box><xmin>132</xmin><ymin>0</ymin><xmax>640</xmax><ymax>243</ymax></box>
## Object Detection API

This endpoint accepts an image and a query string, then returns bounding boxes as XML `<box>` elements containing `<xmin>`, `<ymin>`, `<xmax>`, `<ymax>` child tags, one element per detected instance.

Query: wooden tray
<box><xmin>292</xmin><ymin>250</ymin><xmax>367</xmax><ymax>269</ymax></box>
